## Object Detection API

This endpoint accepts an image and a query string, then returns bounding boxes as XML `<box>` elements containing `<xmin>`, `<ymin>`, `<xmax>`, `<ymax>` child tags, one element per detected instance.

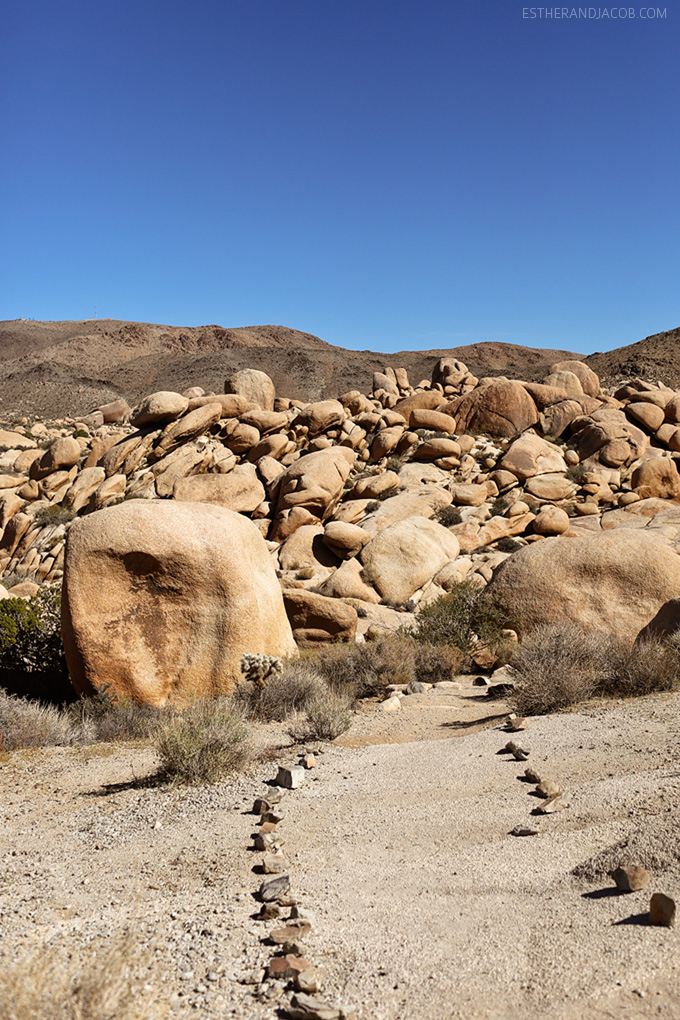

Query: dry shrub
<box><xmin>154</xmin><ymin>699</ymin><xmax>251</xmax><ymax>785</ymax></box>
<box><xmin>70</xmin><ymin>692</ymin><xmax>165</xmax><ymax>743</ymax></box>
<box><xmin>310</xmin><ymin>634</ymin><xmax>461</xmax><ymax>697</ymax></box>
<box><xmin>0</xmin><ymin>689</ymin><xmax>73</xmax><ymax>752</ymax></box>
<box><xmin>509</xmin><ymin>623</ymin><xmax>680</xmax><ymax>716</ymax></box>
<box><xmin>288</xmin><ymin>689</ymin><xmax>353</xmax><ymax>742</ymax></box>
<box><xmin>0</xmin><ymin>929</ymin><xmax>175</xmax><ymax>1020</ymax></box>
<box><xmin>233</xmin><ymin>659</ymin><xmax>326</xmax><ymax>722</ymax></box>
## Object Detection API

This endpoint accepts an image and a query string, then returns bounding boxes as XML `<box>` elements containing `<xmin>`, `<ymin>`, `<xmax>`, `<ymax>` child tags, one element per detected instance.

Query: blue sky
<box><xmin>2</xmin><ymin>0</ymin><xmax>678</xmax><ymax>354</ymax></box>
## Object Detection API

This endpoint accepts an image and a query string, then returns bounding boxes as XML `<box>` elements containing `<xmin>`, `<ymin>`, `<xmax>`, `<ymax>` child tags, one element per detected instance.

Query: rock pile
<box><xmin>4</xmin><ymin>356</ymin><xmax>680</xmax><ymax>697</ymax></box>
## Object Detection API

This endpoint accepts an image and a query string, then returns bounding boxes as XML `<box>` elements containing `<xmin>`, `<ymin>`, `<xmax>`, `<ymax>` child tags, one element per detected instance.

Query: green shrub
<box><xmin>0</xmin><ymin>586</ymin><xmax>66</xmax><ymax>675</ymax></box>
<box><xmin>490</xmin><ymin>495</ymin><xmax>509</xmax><ymax>517</ymax></box>
<box><xmin>33</xmin><ymin>505</ymin><xmax>75</xmax><ymax>527</ymax></box>
<box><xmin>385</xmin><ymin>455</ymin><xmax>406</xmax><ymax>472</ymax></box>
<box><xmin>72</xmin><ymin>429</ymin><xmax>89</xmax><ymax>439</ymax></box>
<box><xmin>410</xmin><ymin>580</ymin><xmax>508</xmax><ymax>662</ymax></box>
<box><xmin>436</xmin><ymin>505</ymin><xmax>462</xmax><ymax>527</ymax></box>
<box><xmin>364</xmin><ymin>501</ymin><xmax>380</xmax><ymax>514</ymax></box>
<box><xmin>288</xmin><ymin>689</ymin><xmax>353</xmax><ymax>742</ymax></box>
<box><xmin>154</xmin><ymin>699</ymin><xmax>251</xmax><ymax>785</ymax></box>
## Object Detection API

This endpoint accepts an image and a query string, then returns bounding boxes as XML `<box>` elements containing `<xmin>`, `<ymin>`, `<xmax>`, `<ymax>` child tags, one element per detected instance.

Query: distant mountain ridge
<box><xmin>0</xmin><ymin>317</ymin><xmax>677</xmax><ymax>417</ymax></box>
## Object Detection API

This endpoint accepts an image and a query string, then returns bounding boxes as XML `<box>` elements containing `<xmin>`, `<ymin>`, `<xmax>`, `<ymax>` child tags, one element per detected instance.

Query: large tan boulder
<box><xmin>317</xmin><ymin>557</ymin><xmax>381</xmax><ymax>603</ymax></box>
<box><xmin>360</xmin><ymin>516</ymin><xmax>460</xmax><ymax>604</ymax></box>
<box><xmin>409</xmin><ymin>409</ymin><xmax>456</xmax><ymax>433</ymax></box>
<box><xmin>0</xmin><ymin>430</ymin><xmax>37</xmax><ymax>451</ymax></box>
<box><xmin>283</xmin><ymin>589</ymin><xmax>357</xmax><ymax>646</ymax></box>
<box><xmin>499</xmin><ymin>433</ymin><xmax>567</xmax><ymax>480</ymax></box>
<box><xmin>130</xmin><ymin>391</ymin><xmax>189</xmax><ymax>427</ymax></box>
<box><xmin>543</xmin><ymin>371</ymin><xmax>584</xmax><ymax>397</ymax></box>
<box><xmin>444</xmin><ymin>379</ymin><xmax>539</xmax><ymax>438</ymax></box>
<box><xmin>323</xmin><ymin>521</ymin><xmax>370</xmax><ymax>558</ymax></box>
<box><xmin>631</xmin><ymin>458</ymin><xmax>680</xmax><ymax>499</ymax></box>
<box><xmin>551</xmin><ymin>359</ymin><xmax>600</xmax><ymax>397</ymax></box>
<box><xmin>97</xmin><ymin>398</ymin><xmax>131</xmax><ymax>423</ymax></box>
<box><xmin>173</xmin><ymin>465</ymin><xmax>265</xmax><ymax>512</ymax></box>
<box><xmin>151</xmin><ymin>402</ymin><xmax>222</xmax><ymax>459</ymax></box>
<box><xmin>224</xmin><ymin>369</ymin><xmax>275</xmax><ymax>411</ymax></box>
<box><xmin>293</xmin><ymin>400</ymin><xmax>345</xmax><ymax>436</ymax></box>
<box><xmin>278</xmin><ymin>525</ymin><xmax>338</xmax><ymax>571</ymax></box>
<box><xmin>487</xmin><ymin>529</ymin><xmax>680</xmax><ymax>641</ymax></box>
<box><xmin>275</xmin><ymin>447</ymin><xmax>355</xmax><ymax>522</ymax></box>
<box><xmin>32</xmin><ymin>437</ymin><xmax>82</xmax><ymax>479</ymax></box>
<box><xmin>392</xmin><ymin>391</ymin><xmax>442</xmax><ymax>421</ymax></box>
<box><xmin>61</xmin><ymin>501</ymin><xmax>296</xmax><ymax>704</ymax></box>
<box><xmin>187</xmin><ymin>394</ymin><xmax>248</xmax><ymax>418</ymax></box>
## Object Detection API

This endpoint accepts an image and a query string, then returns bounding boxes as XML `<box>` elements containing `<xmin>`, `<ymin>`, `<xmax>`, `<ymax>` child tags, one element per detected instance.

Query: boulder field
<box><xmin>3</xmin><ymin>357</ymin><xmax>680</xmax><ymax>701</ymax></box>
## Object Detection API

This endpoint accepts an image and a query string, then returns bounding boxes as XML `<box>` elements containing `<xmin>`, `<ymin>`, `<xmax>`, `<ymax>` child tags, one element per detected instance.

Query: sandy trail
<box><xmin>283</xmin><ymin>692</ymin><xmax>680</xmax><ymax>1020</ymax></box>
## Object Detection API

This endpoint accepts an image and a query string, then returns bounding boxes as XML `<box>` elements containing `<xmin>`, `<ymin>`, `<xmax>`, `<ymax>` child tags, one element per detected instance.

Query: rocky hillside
<box><xmin>0</xmin><ymin>319</ymin><xmax>581</xmax><ymax>418</ymax></box>
<box><xmin>4</xmin><ymin>351</ymin><xmax>680</xmax><ymax>704</ymax></box>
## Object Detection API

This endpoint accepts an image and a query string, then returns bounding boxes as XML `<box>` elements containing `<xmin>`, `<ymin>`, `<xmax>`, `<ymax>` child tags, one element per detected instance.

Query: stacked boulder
<box><xmin>2</xmin><ymin>353</ymin><xmax>680</xmax><ymax>698</ymax></box>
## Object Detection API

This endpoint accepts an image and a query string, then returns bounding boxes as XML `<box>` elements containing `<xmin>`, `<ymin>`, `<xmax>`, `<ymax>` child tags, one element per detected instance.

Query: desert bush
<box><xmin>288</xmin><ymin>689</ymin><xmax>353</xmax><ymax>742</ymax></box>
<box><xmin>410</xmin><ymin>580</ymin><xmax>508</xmax><ymax>663</ymax></box>
<box><xmin>0</xmin><ymin>586</ymin><xmax>66</xmax><ymax>675</ymax></box>
<box><xmin>70</xmin><ymin>691</ymin><xmax>165</xmax><ymax>743</ymax></box>
<box><xmin>385</xmin><ymin>454</ymin><xmax>406</xmax><ymax>472</ymax></box>
<box><xmin>494</xmin><ymin>536</ymin><xmax>522</xmax><ymax>553</ymax></box>
<box><xmin>33</xmin><ymin>505</ymin><xmax>75</xmax><ymax>527</ymax></box>
<box><xmin>413</xmin><ymin>641</ymin><xmax>463</xmax><ymax>684</ymax></box>
<box><xmin>436</xmin><ymin>505</ymin><xmax>462</xmax><ymax>527</ymax></box>
<box><xmin>601</xmin><ymin>634</ymin><xmax>680</xmax><ymax>699</ymax></box>
<box><xmin>508</xmin><ymin>623</ymin><xmax>614</xmax><ymax>715</ymax></box>
<box><xmin>72</xmin><ymin>429</ymin><xmax>89</xmax><ymax>439</ymax></box>
<box><xmin>312</xmin><ymin>635</ymin><xmax>417</xmax><ymax>697</ymax></box>
<box><xmin>0</xmin><ymin>929</ymin><xmax>173</xmax><ymax>1020</ymax></box>
<box><xmin>364</xmin><ymin>501</ymin><xmax>380</xmax><ymax>514</ymax></box>
<box><xmin>490</xmin><ymin>495</ymin><xmax>509</xmax><ymax>517</ymax></box>
<box><xmin>154</xmin><ymin>699</ymin><xmax>251</xmax><ymax>785</ymax></box>
<box><xmin>0</xmin><ymin>689</ymin><xmax>74</xmax><ymax>752</ymax></box>
<box><xmin>510</xmin><ymin>623</ymin><xmax>680</xmax><ymax>716</ymax></box>
<box><xmin>234</xmin><ymin>659</ymin><xmax>326</xmax><ymax>722</ymax></box>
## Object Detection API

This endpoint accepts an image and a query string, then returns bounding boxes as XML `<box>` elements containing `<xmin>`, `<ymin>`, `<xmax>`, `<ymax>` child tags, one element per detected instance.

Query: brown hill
<box><xmin>0</xmin><ymin>319</ymin><xmax>582</xmax><ymax>417</ymax></box>
<box><xmin>585</xmin><ymin>326</ymin><xmax>680</xmax><ymax>389</ymax></box>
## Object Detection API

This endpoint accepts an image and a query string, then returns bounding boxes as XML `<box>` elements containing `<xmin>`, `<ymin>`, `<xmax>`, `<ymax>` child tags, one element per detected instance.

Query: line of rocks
<box><xmin>244</xmin><ymin>754</ymin><xmax>356</xmax><ymax>1020</ymax></box>
<box><xmin>501</xmin><ymin>718</ymin><xmax>677</xmax><ymax>927</ymax></box>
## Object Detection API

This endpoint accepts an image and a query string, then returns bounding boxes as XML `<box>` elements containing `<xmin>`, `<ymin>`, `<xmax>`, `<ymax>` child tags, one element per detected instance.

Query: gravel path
<box><xmin>283</xmin><ymin>694</ymin><xmax>680</xmax><ymax>1020</ymax></box>
<box><xmin>0</xmin><ymin>691</ymin><xmax>678</xmax><ymax>1020</ymax></box>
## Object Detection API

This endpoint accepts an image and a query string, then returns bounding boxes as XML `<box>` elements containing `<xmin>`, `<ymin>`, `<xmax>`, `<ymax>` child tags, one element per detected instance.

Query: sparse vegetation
<box><xmin>33</xmin><ymin>504</ymin><xmax>76</xmax><ymax>526</ymax></box>
<box><xmin>70</xmin><ymin>691</ymin><xmax>165</xmax><ymax>743</ymax></box>
<box><xmin>509</xmin><ymin>623</ymin><xmax>680</xmax><ymax>716</ymax></box>
<box><xmin>494</xmin><ymin>536</ymin><xmax>522</xmax><ymax>553</ymax></box>
<box><xmin>287</xmin><ymin>688</ymin><xmax>353</xmax><ymax>742</ymax></box>
<box><xmin>490</xmin><ymin>494</ymin><xmax>509</xmax><ymax>517</ymax></box>
<box><xmin>154</xmin><ymin>699</ymin><xmax>251</xmax><ymax>785</ymax></box>
<box><xmin>436</xmin><ymin>505</ymin><xmax>462</xmax><ymax>527</ymax></box>
<box><xmin>410</xmin><ymin>580</ymin><xmax>509</xmax><ymax>666</ymax></box>
<box><xmin>0</xmin><ymin>689</ymin><xmax>74</xmax><ymax>752</ymax></box>
<box><xmin>0</xmin><ymin>929</ymin><xmax>174</xmax><ymax>1020</ymax></box>
<box><xmin>235</xmin><ymin>659</ymin><xmax>326</xmax><ymax>722</ymax></box>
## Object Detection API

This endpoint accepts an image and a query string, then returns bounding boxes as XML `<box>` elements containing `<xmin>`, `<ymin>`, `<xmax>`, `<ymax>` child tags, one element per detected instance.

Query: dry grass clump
<box><xmin>0</xmin><ymin>689</ymin><xmax>74</xmax><ymax>752</ymax></box>
<box><xmin>154</xmin><ymin>699</ymin><xmax>251</xmax><ymax>785</ymax></box>
<box><xmin>70</xmin><ymin>692</ymin><xmax>165</xmax><ymax>743</ymax></box>
<box><xmin>0</xmin><ymin>929</ymin><xmax>174</xmax><ymax>1020</ymax></box>
<box><xmin>509</xmin><ymin>623</ymin><xmax>680</xmax><ymax>716</ymax></box>
<box><xmin>310</xmin><ymin>633</ymin><xmax>461</xmax><ymax>698</ymax></box>
<box><xmin>234</xmin><ymin>659</ymin><xmax>327</xmax><ymax>722</ymax></box>
<box><xmin>288</xmin><ymin>688</ymin><xmax>353</xmax><ymax>742</ymax></box>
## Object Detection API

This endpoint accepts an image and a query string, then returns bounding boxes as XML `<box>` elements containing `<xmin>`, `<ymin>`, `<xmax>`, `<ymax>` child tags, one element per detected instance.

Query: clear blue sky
<box><xmin>2</xmin><ymin>0</ymin><xmax>678</xmax><ymax>354</ymax></box>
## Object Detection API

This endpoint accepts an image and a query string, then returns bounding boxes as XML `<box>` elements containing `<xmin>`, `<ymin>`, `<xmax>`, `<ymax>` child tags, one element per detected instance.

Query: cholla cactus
<box><xmin>240</xmin><ymin>653</ymin><xmax>283</xmax><ymax>687</ymax></box>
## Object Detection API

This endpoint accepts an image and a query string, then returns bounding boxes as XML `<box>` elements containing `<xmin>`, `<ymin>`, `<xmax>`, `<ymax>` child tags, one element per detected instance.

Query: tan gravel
<box><xmin>0</xmin><ymin>689</ymin><xmax>678</xmax><ymax>1020</ymax></box>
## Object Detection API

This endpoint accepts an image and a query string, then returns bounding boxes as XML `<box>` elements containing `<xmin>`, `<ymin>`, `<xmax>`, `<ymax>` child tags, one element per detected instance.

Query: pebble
<box><xmin>259</xmin><ymin>872</ymin><xmax>291</xmax><ymax>902</ymax></box>
<box><xmin>295</xmin><ymin>968</ymin><xmax>321</xmax><ymax>994</ymax></box>
<box><xmin>262</xmin><ymin>807</ymin><xmax>286</xmax><ymax>824</ymax></box>
<box><xmin>258</xmin><ymin>902</ymin><xmax>281</xmax><ymax>921</ymax></box>
<box><xmin>268</xmin><ymin>954</ymin><xmax>312</xmax><ymax>981</ymax></box>
<box><xmin>269</xmin><ymin>922</ymin><xmax>312</xmax><ymax>945</ymax></box>
<box><xmin>287</xmin><ymin>992</ymin><xmax>343</xmax><ymax>1020</ymax></box>
<box><xmin>262</xmin><ymin>852</ymin><xmax>290</xmax><ymax>874</ymax></box>
<box><xmin>524</xmin><ymin>767</ymin><xmax>542</xmax><ymax>784</ymax></box>
<box><xmin>536</xmin><ymin>793</ymin><xmax>568</xmax><ymax>814</ymax></box>
<box><xmin>277</xmin><ymin>766</ymin><xmax>306</xmax><ymax>790</ymax></box>
<box><xmin>301</xmin><ymin>754</ymin><xmax>316</xmax><ymax>769</ymax></box>
<box><xmin>505</xmin><ymin>717</ymin><xmax>530</xmax><ymax>732</ymax></box>
<box><xmin>405</xmin><ymin>681</ymin><xmax>426</xmax><ymax>694</ymax></box>
<box><xmin>381</xmin><ymin>696</ymin><xmax>402</xmax><ymax>712</ymax></box>
<box><xmin>512</xmin><ymin>748</ymin><xmax>530</xmax><ymax>761</ymax></box>
<box><xmin>510</xmin><ymin>825</ymin><xmax>540</xmax><ymax>837</ymax></box>
<box><xmin>536</xmin><ymin>780</ymin><xmax>560</xmax><ymax>798</ymax></box>
<box><xmin>255</xmin><ymin>831</ymin><xmax>283</xmax><ymax>851</ymax></box>
<box><xmin>610</xmin><ymin>865</ymin><xmax>650</xmax><ymax>893</ymax></box>
<box><xmin>649</xmin><ymin>892</ymin><xmax>676</xmax><ymax>927</ymax></box>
